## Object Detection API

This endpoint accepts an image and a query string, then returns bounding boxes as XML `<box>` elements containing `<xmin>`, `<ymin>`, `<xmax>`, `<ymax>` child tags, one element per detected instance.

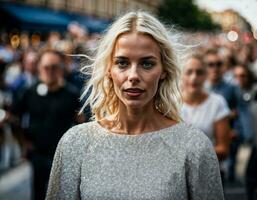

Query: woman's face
<box><xmin>110</xmin><ymin>32</ymin><xmax>166</xmax><ymax>109</ymax></box>
<box><xmin>182</xmin><ymin>57</ymin><xmax>206</xmax><ymax>94</ymax></box>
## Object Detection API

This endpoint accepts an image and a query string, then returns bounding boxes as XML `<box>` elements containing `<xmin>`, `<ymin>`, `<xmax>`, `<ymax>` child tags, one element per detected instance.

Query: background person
<box><xmin>11</xmin><ymin>49</ymin><xmax>83</xmax><ymax>200</ymax></box>
<box><xmin>181</xmin><ymin>54</ymin><xmax>230</xmax><ymax>161</ymax></box>
<box><xmin>181</xmin><ymin>54</ymin><xmax>231</xmax><ymax>185</ymax></box>
<box><xmin>233</xmin><ymin>64</ymin><xmax>257</xmax><ymax>200</ymax></box>
<box><xmin>11</xmin><ymin>49</ymin><xmax>38</xmax><ymax>100</ymax></box>
<box><xmin>204</xmin><ymin>48</ymin><xmax>242</xmax><ymax>182</ymax></box>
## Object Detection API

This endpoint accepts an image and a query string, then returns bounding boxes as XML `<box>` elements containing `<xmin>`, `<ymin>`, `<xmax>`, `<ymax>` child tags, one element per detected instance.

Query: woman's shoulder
<box><xmin>162</xmin><ymin>122</ymin><xmax>214</xmax><ymax>152</ymax></box>
<box><xmin>208</xmin><ymin>92</ymin><xmax>227</xmax><ymax>104</ymax></box>
<box><xmin>58</xmin><ymin>121</ymin><xmax>98</xmax><ymax>148</ymax></box>
<box><xmin>181</xmin><ymin>123</ymin><xmax>211</xmax><ymax>141</ymax></box>
<box><xmin>208</xmin><ymin>92</ymin><xmax>230</xmax><ymax>113</ymax></box>
<box><xmin>178</xmin><ymin>123</ymin><xmax>216</xmax><ymax>159</ymax></box>
<box><xmin>205</xmin><ymin>93</ymin><xmax>229</xmax><ymax>110</ymax></box>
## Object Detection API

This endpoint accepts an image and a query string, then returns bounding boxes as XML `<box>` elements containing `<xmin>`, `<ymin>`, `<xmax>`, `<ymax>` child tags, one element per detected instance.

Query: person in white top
<box><xmin>181</xmin><ymin>54</ymin><xmax>230</xmax><ymax>161</ymax></box>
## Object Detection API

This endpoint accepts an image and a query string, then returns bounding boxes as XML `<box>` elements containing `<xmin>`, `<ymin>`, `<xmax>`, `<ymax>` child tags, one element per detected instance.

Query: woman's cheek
<box><xmin>181</xmin><ymin>76</ymin><xmax>188</xmax><ymax>88</ymax></box>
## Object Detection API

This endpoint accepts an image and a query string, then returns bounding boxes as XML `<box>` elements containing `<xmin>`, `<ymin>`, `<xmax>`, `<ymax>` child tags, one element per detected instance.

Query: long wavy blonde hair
<box><xmin>80</xmin><ymin>11</ymin><xmax>182</xmax><ymax>122</ymax></box>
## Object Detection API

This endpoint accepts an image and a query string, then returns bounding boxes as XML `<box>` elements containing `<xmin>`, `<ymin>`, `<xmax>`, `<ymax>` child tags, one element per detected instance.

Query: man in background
<box><xmin>204</xmin><ymin>48</ymin><xmax>242</xmax><ymax>183</ymax></box>
<box><xmin>12</xmin><ymin>49</ymin><xmax>84</xmax><ymax>200</ymax></box>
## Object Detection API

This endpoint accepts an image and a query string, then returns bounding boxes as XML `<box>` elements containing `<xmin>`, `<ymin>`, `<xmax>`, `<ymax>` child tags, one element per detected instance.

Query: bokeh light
<box><xmin>227</xmin><ymin>30</ymin><xmax>238</xmax><ymax>42</ymax></box>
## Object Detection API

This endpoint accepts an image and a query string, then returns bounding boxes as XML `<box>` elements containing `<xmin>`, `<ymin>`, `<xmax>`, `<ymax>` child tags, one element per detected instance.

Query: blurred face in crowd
<box><xmin>205</xmin><ymin>53</ymin><xmax>223</xmax><ymax>84</ymax></box>
<box><xmin>220</xmin><ymin>48</ymin><xmax>235</xmax><ymax>72</ymax></box>
<box><xmin>182</xmin><ymin>57</ymin><xmax>206</xmax><ymax>95</ymax></box>
<box><xmin>234</xmin><ymin>66</ymin><xmax>249</xmax><ymax>88</ymax></box>
<box><xmin>238</xmin><ymin>45</ymin><xmax>251</xmax><ymax>65</ymax></box>
<box><xmin>38</xmin><ymin>52</ymin><xmax>63</xmax><ymax>88</ymax></box>
<box><xmin>110</xmin><ymin>32</ymin><xmax>166</xmax><ymax>110</ymax></box>
<box><xmin>23</xmin><ymin>51</ymin><xmax>38</xmax><ymax>74</ymax></box>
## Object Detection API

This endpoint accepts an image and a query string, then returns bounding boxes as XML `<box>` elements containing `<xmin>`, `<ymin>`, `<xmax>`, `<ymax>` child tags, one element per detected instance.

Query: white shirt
<box><xmin>181</xmin><ymin>93</ymin><xmax>230</xmax><ymax>144</ymax></box>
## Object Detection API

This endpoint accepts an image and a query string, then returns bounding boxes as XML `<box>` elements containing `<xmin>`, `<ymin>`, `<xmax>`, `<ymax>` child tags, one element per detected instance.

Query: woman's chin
<box><xmin>123</xmin><ymin>100</ymin><xmax>146</xmax><ymax>110</ymax></box>
<box><xmin>188</xmin><ymin>88</ymin><xmax>202</xmax><ymax>95</ymax></box>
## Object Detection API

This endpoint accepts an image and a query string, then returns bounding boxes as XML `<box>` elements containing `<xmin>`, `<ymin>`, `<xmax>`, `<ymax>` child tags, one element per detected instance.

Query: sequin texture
<box><xmin>46</xmin><ymin>121</ymin><xmax>224</xmax><ymax>200</ymax></box>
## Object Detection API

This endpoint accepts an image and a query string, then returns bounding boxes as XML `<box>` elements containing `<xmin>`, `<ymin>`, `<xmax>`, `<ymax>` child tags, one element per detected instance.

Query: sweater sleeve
<box><xmin>185</xmin><ymin>130</ymin><xmax>224</xmax><ymax>200</ymax></box>
<box><xmin>46</xmin><ymin>126</ymin><xmax>86</xmax><ymax>200</ymax></box>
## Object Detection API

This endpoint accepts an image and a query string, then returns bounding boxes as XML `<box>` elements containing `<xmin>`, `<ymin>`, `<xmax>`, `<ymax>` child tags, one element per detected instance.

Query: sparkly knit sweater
<box><xmin>46</xmin><ymin>121</ymin><xmax>224</xmax><ymax>200</ymax></box>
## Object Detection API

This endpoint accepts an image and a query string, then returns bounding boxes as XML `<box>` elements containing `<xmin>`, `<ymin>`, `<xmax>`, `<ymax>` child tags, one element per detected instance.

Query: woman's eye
<box><xmin>185</xmin><ymin>70</ymin><xmax>193</xmax><ymax>76</ymax></box>
<box><xmin>115</xmin><ymin>61</ymin><xmax>129</xmax><ymax>69</ymax></box>
<box><xmin>140</xmin><ymin>61</ymin><xmax>155</xmax><ymax>69</ymax></box>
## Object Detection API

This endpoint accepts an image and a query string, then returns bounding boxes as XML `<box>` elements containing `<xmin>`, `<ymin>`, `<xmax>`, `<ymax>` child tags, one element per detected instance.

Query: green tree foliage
<box><xmin>158</xmin><ymin>0</ymin><xmax>220</xmax><ymax>31</ymax></box>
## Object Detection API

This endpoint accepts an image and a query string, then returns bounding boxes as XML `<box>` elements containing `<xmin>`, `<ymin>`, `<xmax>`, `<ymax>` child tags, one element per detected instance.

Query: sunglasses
<box><xmin>234</xmin><ymin>74</ymin><xmax>247</xmax><ymax>78</ymax></box>
<box><xmin>206</xmin><ymin>61</ymin><xmax>223</xmax><ymax>68</ymax></box>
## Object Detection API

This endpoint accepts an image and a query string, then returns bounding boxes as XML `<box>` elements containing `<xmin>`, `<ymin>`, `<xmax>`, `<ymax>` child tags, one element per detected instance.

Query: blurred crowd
<box><xmin>0</xmin><ymin>28</ymin><xmax>97</xmax><ymax>200</ymax></box>
<box><xmin>0</xmin><ymin>27</ymin><xmax>257</xmax><ymax>200</ymax></box>
<box><xmin>181</xmin><ymin>32</ymin><xmax>257</xmax><ymax>200</ymax></box>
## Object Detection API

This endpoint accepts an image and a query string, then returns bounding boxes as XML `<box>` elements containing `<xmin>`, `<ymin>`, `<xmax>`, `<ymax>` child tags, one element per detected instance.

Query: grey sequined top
<box><xmin>46</xmin><ymin>121</ymin><xmax>224</xmax><ymax>200</ymax></box>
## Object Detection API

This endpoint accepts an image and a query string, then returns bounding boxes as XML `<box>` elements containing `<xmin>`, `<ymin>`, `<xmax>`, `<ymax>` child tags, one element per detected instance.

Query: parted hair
<box><xmin>80</xmin><ymin>11</ymin><xmax>182</xmax><ymax>122</ymax></box>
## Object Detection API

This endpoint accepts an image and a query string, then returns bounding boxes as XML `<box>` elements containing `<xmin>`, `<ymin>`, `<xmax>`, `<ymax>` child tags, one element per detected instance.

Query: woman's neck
<box><xmin>104</xmin><ymin>102</ymin><xmax>175</xmax><ymax>135</ymax></box>
<box><xmin>182</xmin><ymin>90</ymin><xmax>208</xmax><ymax>106</ymax></box>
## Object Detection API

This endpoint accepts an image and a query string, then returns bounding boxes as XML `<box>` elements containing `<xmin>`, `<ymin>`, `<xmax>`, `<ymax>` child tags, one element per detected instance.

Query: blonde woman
<box><xmin>46</xmin><ymin>12</ymin><xmax>224</xmax><ymax>200</ymax></box>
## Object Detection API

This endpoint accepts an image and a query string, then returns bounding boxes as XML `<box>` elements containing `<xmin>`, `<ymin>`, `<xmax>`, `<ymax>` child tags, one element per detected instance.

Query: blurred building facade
<box><xmin>9</xmin><ymin>0</ymin><xmax>162</xmax><ymax>18</ymax></box>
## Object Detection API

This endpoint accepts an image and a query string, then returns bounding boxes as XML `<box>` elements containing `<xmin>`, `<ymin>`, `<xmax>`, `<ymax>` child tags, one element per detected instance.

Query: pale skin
<box><xmin>182</xmin><ymin>57</ymin><xmax>230</xmax><ymax>160</ymax></box>
<box><xmin>100</xmin><ymin>32</ymin><xmax>176</xmax><ymax>135</ymax></box>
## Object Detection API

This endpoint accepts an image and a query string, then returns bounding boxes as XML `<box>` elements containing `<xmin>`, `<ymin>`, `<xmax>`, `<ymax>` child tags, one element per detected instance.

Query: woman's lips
<box><xmin>123</xmin><ymin>88</ymin><xmax>145</xmax><ymax>97</ymax></box>
<box><xmin>191</xmin><ymin>83</ymin><xmax>200</xmax><ymax>88</ymax></box>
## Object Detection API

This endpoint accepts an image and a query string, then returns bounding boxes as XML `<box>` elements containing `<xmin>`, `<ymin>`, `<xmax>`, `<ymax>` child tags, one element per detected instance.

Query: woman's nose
<box><xmin>128</xmin><ymin>65</ymin><xmax>140</xmax><ymax>83</ymax></box>
<box><xmin>190</xmin><ymin>72</ymin><xmax>197</xmax><ymax>81</ymax></box>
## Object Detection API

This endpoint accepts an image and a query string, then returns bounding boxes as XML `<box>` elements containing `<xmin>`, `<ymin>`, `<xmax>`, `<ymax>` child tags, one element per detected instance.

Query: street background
<box><xmin>0</xmin><ymin>0</ymin><xmax>257</xmax><ymax>199</ymax></box>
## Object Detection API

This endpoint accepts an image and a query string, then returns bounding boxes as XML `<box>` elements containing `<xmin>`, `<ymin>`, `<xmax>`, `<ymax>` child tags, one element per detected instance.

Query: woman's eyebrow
<box><xmin>113</xmin><ymin>56</ymin><xmax>158</xmax><ymax>60</ymax></box>
<box><xmin>140</xmin><ymin>56</ymin><xmax>157</xmax><ymax>60</ymax></box>
<box><xmin>114</xmin><ymin>56</ymin><xmax>128</xmax><ymax>59</ymax></box>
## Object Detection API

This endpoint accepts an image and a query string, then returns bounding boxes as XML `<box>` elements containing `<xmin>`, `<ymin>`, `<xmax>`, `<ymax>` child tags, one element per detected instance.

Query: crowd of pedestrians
<box><xmin>0</xmin><ymin>27</ymin><xmax>257</xmax><ymax>200</ymax></box>
<box><xmin>182</xmin><ymin>32</ymin><xmax>257</xmax><ymax>200</ymax></box>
